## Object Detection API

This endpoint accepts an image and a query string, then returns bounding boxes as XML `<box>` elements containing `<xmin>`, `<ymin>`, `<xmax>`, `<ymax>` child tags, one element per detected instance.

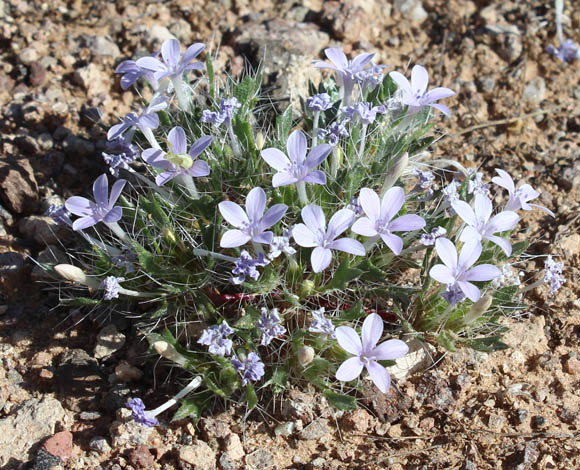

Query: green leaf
<box><xmin>493</xmin><ymin>285</ymin><xmax>519</xmax><ymax>305</ymax></box>
<box><xmin>357</xmin><ymin>258</ymin><xmax>386</xmax><ymax>283</ymax></box>
<box><xmin>302</xmin><ymin>357</ymin><xmax>331</xmax><ymax>383</ymax></box>
<box><xmin>171</xmin><ymin>399</ymin><xmax>201</xmax><ymax>422</ymax></box>
<box><xmin>320</xmin><ymin>260</ymin><xmax>362</xmax><ymax>293</ymax></box>
<box><xmin>263</xmin><ymin>365</ymin><xmax>289</xmax><ymax>394</ymax></box>
<box><xmin>275</xmin><ymin>107</ymin><xmax>293</xmax><ymax>143</ymax></box>
<box><xmin>436</xmin><ymin>330</ymin><xmax>456</xmax><ymax>352</ymax></box>
<box><xmin>234</xmin><ymin>306</ymin><xmax>260</xmax><ymax>329</ymax></box>
<box><xmin>465</xmin><ymin>336</ymin><xmax>509</xmax><ymax>352</ymax></box>
<box><xmin>61</xmin><ymin>297</ymin><xmax>100</xmax><ymax>306</ymax></box>
<box><xmin>246</xmin><ymin>384</ymin><xmax>258</xmax><ymax>410</ymax></box>
<box><xmin>324</xmin><ymin>390</ymin><xmax>357</xmax><ymax>411</ymax></box>
<box><xmin>336</xmin><ymin>301</ymin><xmax>364</xmax><ymax>323</ymax></box>
<box><xmin>234</xmin><ymin>75</ymin><xmax>259</xmax><ymax>106</ymax></box>
<box><xmin>206</xmin><ymin>53</ymin><xmax>215</xmax><ymax>100</ymax></box>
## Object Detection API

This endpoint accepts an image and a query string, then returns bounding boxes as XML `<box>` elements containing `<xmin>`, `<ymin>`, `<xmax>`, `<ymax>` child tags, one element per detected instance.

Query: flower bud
<box><xmin>299</xmin><ymin>280</ymin><xmax>316</xmax><ymax>299</ymax></box>
<box><xmin>462</xmin><ymin>295</ymin><xmax>493</xmax><ymax>326</ymax></box>
<box><xmin>382</xmin><ymin>152</ymin><xmax>409</xmax><ymax>194</ymax></box>
<box><xmin>54</xmin><ymin>264</ymin><xmax>100</xmax><ymax>288</ymax></box>
<box><xmin>162</xmin><ymin>227</ymin><xmax>177</xmax><ymax>245</ymax></box>
<box><xmin>153</xmin><ymin>341</ymin><xmax>188</xmax><ymax>366</ymax></box>
<box><xmin>297</xmin><ymin>346</ymin><xmax>315</xmax><ymax>366</ymax></box>
<box><xmin>255</xmin><ymin>132</ymin><xmax>265</xmax><ymax>151</ymax></box>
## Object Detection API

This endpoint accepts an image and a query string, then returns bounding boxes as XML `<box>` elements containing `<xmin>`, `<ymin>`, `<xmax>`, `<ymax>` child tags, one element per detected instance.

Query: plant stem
<box><xmin>141</xmin><ymin>127</ymin><xmax>161</xmax><ymax>150</ymax></box>
<box><xmin>193</xmin><ymin>248</ymin><xmax>237</xmax><ymax>263</ymax></box>
<box><xmin>227</xmin><ymin>121</ymin><xmax>241</xmax><ymax>157</ymax></box>
<box><xmin>106</xmin><ymin>222</ymin><xmax>131</xmax><ymax>245</ymax></box>
<box><xmin>148</xmin><ymin>376</ymin><xmax>202</xmax><ymax>418</ymax></box>
<box><xmin>296</xmin><ymin>181</ymin><xmax>308</xmax><ymax>205</ymax></box>
<box><xmin>312</xmin><ymin>111</ymin><xmax>320</xmax><ymax>147</ymax></box>
<box><xmin>330</xmin><ymin>146</ymin><xmax>340</xmax><ymax>178</ymax></box>
<box><xmin>172</xmin><ymin>75</ymin><xmax>190</xmax><ymax>112</ymax></box>
<box><xmin>179</xmin><ymin>174</ymin><xmax>199</xmax><ymax>199</ymax></box>
<box><xmin>358</xmin><ymin>124</ymin><xmax>368</xmax><ymax>160</ymax></box>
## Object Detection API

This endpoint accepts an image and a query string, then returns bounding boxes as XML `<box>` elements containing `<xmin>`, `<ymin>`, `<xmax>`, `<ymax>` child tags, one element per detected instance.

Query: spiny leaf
<box><xmin>324</xmin><ymin>390</ymin><xmax>357</xmax><ymax>411</ymax></box>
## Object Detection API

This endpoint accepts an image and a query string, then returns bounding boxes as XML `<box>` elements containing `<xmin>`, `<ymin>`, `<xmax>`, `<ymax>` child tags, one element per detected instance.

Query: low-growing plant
<box><xmin>45</xmin><ymin>38</ymin><xmax>564</xmax><ymax>424</ymax></box>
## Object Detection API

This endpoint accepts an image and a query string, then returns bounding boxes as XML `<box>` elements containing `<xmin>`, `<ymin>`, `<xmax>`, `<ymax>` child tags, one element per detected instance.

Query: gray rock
<box><xmin>94</xmin><ymin>324</ymin><xmax>126</xmax><ymax>359</ymax></box>
<box><xmin>62</xmin><ymin>134</ymin><xmax>95</xmax><ymax>159</ymax></box>
<box><xmin>245</xmin><ymin>449</ymin><xmax>274</xmax><ymax>470</ymax></box>
<box><xmin>0</xmin><ymin>396</ymin><xmax>67</xmax><ymax>467</ymax></box>
<box><xmin>29</xmin><ymin>448</ymin><xmax>64</xmax><ymax>470</ymax></box>
<box><xmin>489</xmin><ymin>24</ymin><xmax>522</xmax><ymax>62</ymax></box>
<box><xmin>394</xmin><ymin>0</ymin><xmax>428</xmax><ymax>22</ymax></box>
<box><xmin>18</xmin><ymin>47</ymin><xmax>38</xmax><ymax>65</ymax></box>
<box><xmin>522</xmin><ymin>77</ymin><xmax>546</xmax><ymax>104</ymax></box>
<box><xmin>178</xmin><ymin>441</ymin><xmax>216</xmax><ymax>470</ymax></box>
<box><xmin>477</xmin><ymin>76</ymin><xmax>496</xmax><ymax>93</ymax></box>
<box><xmin>0</xmin><ymin>251</ymin><xmax>27</xmax><ymax>278</ymax></box>
<box><xmin>86</xmin><ymin>36</ymin><xmax>121</xmax><ymax>58</ymax></box>
<box><xmin>31</xmin><ymin>245</ymin><xmax>68</xmax><ymax>282</ymax></box>
<box><xmin>0</xmin><ymin>157</ymin><xmax>39</xmax><ymax>214</ymax></box>
<box><xmin>109</xmin><ymin>420</ymin><xmax>153</xmax><ymax>448</ymax></box>
<box><xmin>55</xmin><ymin>349</ymin><xmax>104</xmax><ymax>412</ymax></box>
<box><xmin>298</xmin><ymin>419</ymin><xmax>328</xmax><ymax>440</ymax></box>
<box><xmin>19</xmin><ymin>215</ymin><xmax>69</xmax><ymax>245</ymax></box>
<box><xmin>274</xmin><ymin>421</ymin><xmax>295</xmax><ymax>437</ymax></box>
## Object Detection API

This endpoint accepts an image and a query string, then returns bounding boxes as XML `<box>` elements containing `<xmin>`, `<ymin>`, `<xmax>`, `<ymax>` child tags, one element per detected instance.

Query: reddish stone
<box><xmin>42</xmin><ymin>430</ymin><xmax>73</xmax><ymax>461</ymax></box>
<box><xmin>128</xmin><ymin>445</ymin><xmax>155</xmax><ymax>469</ymax></box>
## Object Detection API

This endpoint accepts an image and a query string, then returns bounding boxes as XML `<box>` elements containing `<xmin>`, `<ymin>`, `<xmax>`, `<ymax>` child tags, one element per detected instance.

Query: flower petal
<box><xmin>373</xmin><ymin>339</ymin><xmax>409</xmax><ymax>360</ymax></box>
<box><xmin>93</xmin><ymin>174</ymin><xmax>109</xmax><ymax>206</ymax></box>
<box><xmin>188</xmin><ymin>160</ymin><xmax>210</xmax><ymax>177</ymax></box>
<box><xmin>189</xmin><ymin>135</ymin><xmax>213</xmax><ymax>158</ymax></box>
<box><xmin>161</xmin><ymin>38</ymin><xmax>181</xmax><ymax>69</ymax></box>
<box><xmin>326</xmin><ymin>208</ymin><xmax>355</xmax><ymax>240</ymax></box>
<box><xmin>389</xmin><ymin>214</ymin><xmax>426</xmax><ymax>232</ymax></box>
<box><xmin>335</xmin><ymin>326</ymin><xmax>362</xmax><ymax>355</ymax></box>
<box><xmin>135</xmin><ymin>56</ymin><xmax>166</xmax><ymax>72</ymax></box>
<box><xmin>380</xmin><ymin>186</ymin><xmax>405</xmax><ymax>222</ymax></box>
<box><xmin>301</xmin><ymin>204</ymin><xmax>326</xmax><ymax>233</ymax></box>
<box><xmin>336</xmin><ymin>357</ymin><xmax>364</xmax><ymax>382</ymax></box>
<box><xmin>107</xmin><ymin>122</ymin><xmax>129</xmax><ymax>140</ymax></box>
<box><xmin>156</xmin><ymin>171</ymin><xmax>176</xmax><ymax>186</ymax></box>
<box><xmin>458</xmin><ymin>239</ymin><xmax>482</xmax><ymax>271</ymax></box>
<box><xmin>168</xmin><ymin>126</ymin><xmax>187</xmax><ymax>154</ymax></box>
<box><xmin>218</xmin><ymin>201</ymin><xmax>249</xmax><ymax>228</ymax></box>
<box><xmin>423</xmin><ymin>87</ymin><xmax>456</xmax><ymax>103</ymax></box>
<box><xmin>102</xmin><ymin>206</ymin><xmax>122</xmax><ymax>223</ymax></box>
<box><xmin>358</xmin><ymin>188</ymin><xmax>380</xmax><ymax>222</ymax></box>
<box><xmin>246</xmin><ymin>187</ymin><xmax>267</xmax><ymax>221</ymax></box>
<box><xmin>411</xmin><ymin>65</ymin><xmax>429</xmax><ymax>96</ymax></box>
<box><xmin>329</xmin><ymin>238</ymin><xmax>365</xmax><ymax>256</ymax></box>
<box><xmin>261</xmin><ymin>148</ymin><xmax>291</xmax><ymax>171</ymax></box>
<box><xmin>253</xmin><ymin>231</ymin><xmax>273</xmax><ymax>244</ymax></box>
<box><xmin>292</xmin><ymin>223</ymin><xmax>318</xmax><ymax>247</ymax></box>
<box><xmin>351</xmin><ymin>217</ymin><xmax>378</xmax><ymax>237</ymax></box>
<box><xmin>488</xmin><ymin>211</ymin><xmax>519</xmax><ymax>233</ymax></box>
<box><xmin>272</xmin><ymin>172</ymin><xmax>298</xmax><ymax>187</ymax></box>
<box><xmin>260</xmin><ymin>204</ymin><xmax>288</xmax><ymax>230</ymax></box>
<box><xmin>365</xmin><ymin>360</ymin><xmax>391</xmax><ymax>393</ymax></box>
<box><xmin>108</xmin><ymin>179</ymin><xmax>127</xmax><ymax>207</ymax></box>
<box><xmin>429</xmin><ymin>103</ymin><xmax>450</xmax><ymax>115</ymax></box>
<box><xmin>350</xmin><ymin>52</ymin><xmax>375</xmax><ymax>70</ymax></box>
<box><xmin>324</xmin><ymin>47</ymin><xmax>348</xmax><ymax>69</ymax></box>
<box><xmin>388</xmin><ymin>71</ymin><xmax>412</xmax><ymax>95</ymax></box>
<box><xmin>486</xmin><ymin>235</ymin><xmax>512</xmax><ymax>256</ymax></box>
<box><xmin>457</xmin><ymin>281</ymin><xmax>481</xmax><ymax>303</ymax></box>
<box><xmin>138</xmin><ymin>113</ymin><xmax>159</xmax><ymax>129</ymax></box>
<box><xmin>181</xmin><ymin>42</ymin><xmax>205</xmax><ymax>65</ymax></box>
<box><xmin>452</xmin><ymin>200</ymin><xmax>476</xmax><ymax>226</ymax></box>
<box><xmin>311</xmin><ymin>246</ymin><xmax>333</xmax><ymax>272</ymax></box>
<box><xmin>287</xmin><ymin>130</ymin><xmax>307</xmax><ymax>165</ymax></box>
<box><xmin>72</xmin><ymin>216</ymin><xmax>98</xmax><ymax>231</ymax></box>
<box><xmin>429</xmin><ymin>264</ymin><xmax>456</xmax><ymax>284</ymax></box>
<box><xmin>491</xmin><ymin>169</ymin><xmax>515</xmax><ymax>194</ymax></box>
<box><xmin>220</xmin><ymin>229</ymin><xmax>251</xmax><ymax>248</ymax></box>
<box><xmin>380</xmin><ymin>232</ymin><xmax>404</xmax><ymax>255</ymax></box>
<box><xmin>305</xmin><ymin>144</ymin><xmax>332</xmax><ymax>169</ymax></box>
<box><xmin>464</xmin><ymin>264</ymin><xmax>501</xmax><ymax>282</ymax></box>
<box><xmin>302</xmin><ymin>170</ymin><xmax>327</xmax><ymax>185</ymax></box>
<box><xmin>474</xmin><ymin>194</ymin><xmax>493</xmax><ymax>224</ymax></box>
<box><xmin>435</xmin><ymin>238</ymin><xmax>458</xmax><ymax>270</ymax></box>
<box><xmin>362</xmin><ymin>313</ymin><xmax>383</xmax><ymax>350</ymax></box>
<box><xmin>65</xmin><ymin>197</ymin><xmax>93</xmax><ymax>217</ymax></box>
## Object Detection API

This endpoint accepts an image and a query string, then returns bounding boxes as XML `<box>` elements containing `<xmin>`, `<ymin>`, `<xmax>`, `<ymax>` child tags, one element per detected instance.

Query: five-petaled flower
<box><xmin>492</xmin><ymin>169</ymin><xmax>554</xmax><ymax>217</ymax></box>
<box><xmin>452</xmin><ymin>194</ymin><xmax>519</xmax><ymax>256</ymax></box>
<box><xmin>136</xmin><ymin>39</ymin><xmax>205</xmax><ymax>81</ymax></box>
<box><xmin>232</xmin><ymin>352</ymin><xmax>265</xmax><ymax>385</ymax></box>
<box><xmin>314</xmin><ymin>48</ymin><xmax>375</xmax><ymax>105</ymax></box>
<box><xmin>257</xmin><ymin>308</ymin><xmax>286</xmax><ymax>346</ymax></box>
<box><xmin>389</xmin><ymin>65</ymin><xmax>455</xmax><ymax>115</ymax></box>
<box><xmin>335</xmin><ymin>313</ymin><xmax>409</xmax><ymax>393</ymax></box>
<box><xmin>218</xmin><ymin>187</ymin><xmax>288</xmax><ymax>248</ymax></box>
<box><xmin>107</xmin><ymin>96</ymin><xmax>168</xmax><ymax>142</ymax></box>
<box><xmin>114</xmin><ymin>56</ymin><xmax>160</xmax><ymax>91</ymax></box>
<box><xmin>352</xmin><ymin>187</ymin><xmax>426</xmax><ymax>255</ymax></box>
<box><xmin>261</xmin><ymin>130</ymin><xmax>332</xmax><ymax>188</ymax></box>
<box><xmin>429</xmin><ymin>238</ymin><xmax>501</xmax><ymax>303</ymax></box>
<box><xmin>142</xmin><ymin>126</ymin><xmax>212</xmax><ymax>186</ymax></box>
<box><xmin>293</xmin><ymin>204</ymin><xmax>365</xmax><ymax>272</ymax></box>
<box><xmin>65</xmin><ymin>174</ymin><xmax>126</xmax><ymax>231</ymax></box>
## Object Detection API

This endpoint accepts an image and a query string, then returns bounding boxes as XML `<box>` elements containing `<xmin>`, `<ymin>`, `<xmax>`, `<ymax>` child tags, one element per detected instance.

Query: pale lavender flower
<box><xmin>389</xmin><ymin>65</ymin><xmax>455</xmax><ymax>115</ymax></box>
<box><xmin>547</xmin><ymin>39</ymin><xmax>579</xmax><ymax>62</ymax></box>
<box><xmin>412</xmin><ymin>168</ymin><xmax>435</xmax><ymax>193</ymax></box>
<box><xmin>112</xmin><ymin>252</ymin><xmax>138</xmax><ymax>273</ymax></box>
<box><xmin>103</xmin><ymin>152</ymin><xmax>135</xmax><ymax>178</ymax></box>
<box><xmin>442</xmin><ymin>180</ymin><xmax>461</xmax><ymax>206</ymax></box>
<box><xmin>126</xmin><ymin>398</ymin><xmax>159</xmax><ymax>427</ymax></box>
<box><xmin>306</xmin><ymin>93</ymin><xmax>333</xmax><ymax>112</ymax></box>
<box><xmin>103</xmin><ymin>136</ymin><xmax>139</xmax><ymax>177</ymax></box>
<box><xmin>346</xmin><ymin>196</ymin><xmax>363</xmax><ymax>217</ymax></box>
<box><xmin>65</xmin><ymin>174</ymin><xmax>126</xmax><ymax>231</ymax></box>
<box><xmin>45</xmin><ymin>205</ymin><xmax>72</xmax><ymax>227</ymax></box>
<box><xmin>257</xmin><ymin>308</ymin><xmax>286</xmax><ymax>346</ymax></box>
<box><xmin>341</xmin><ymin>102</ymin><xmax>386</xmax><ymax>125</ymax></box>
<box><xmin>351</xmin><ymin>187</ymin><xmax>426</xmax><ymax>255</ymax></box>
<box><xmin>314</xmin><ymin>48</ymin><xmax>375</xmax><ymax>104</ymax></box>
<box><xmin>198</xmin><ymin>321</ymin><xmax>235</xmax><ymax>356</ymax></box>
<box><xmin>268</xmin><ymin>231</ymin><xmax>296</xmax><ymax>259</ymax></box>
<box><xmin>261</xmin><ymin>130</ymin><xmax>332</xmax><ymax>187</ymax></box>
<box><xmin>429</xmin><ymin>238</ymin><xmax>501</xmax><ymax>303</ymax></box>
<box><xmin>201</xmin><ymin>97</ymin><xmax>241</xmax><ymax>126</ymax></box>
<box><xmin>218</xmin><ymin>187</ymin><xmax>288</xmax><ymax>248</ymax></box>
<box><xmin>318</xmin><ymin>122</ymin><xmax>349</xmax><ymax>146</ymax></box>
<box><xmin>115</xmin><ymin>57</ymin><xmax>160</xmax><ymax>91</ymax></box>
<box><xmin>467</xmin><ymin>171</ymin><xmax>490</xmax><ymax>196</ymax></box>
<box><xmin>492</xmin><ymin>169</ymin><xmax>554</xmax><ymax>217</ymax></box>
<box><xmin>136</xmin><ymin>39</ymin><xmax>205</xmax><ymax>81</ymax></box>
<box><xmin>232</xmin><ymin>352</ymin><xmax>265</xmax><ymax>385</ymax></box>
<box><xmin>452</xmin><ymin>194</ymin><xmax>519</xmax><ymax>256</ymax></box>
<box><xmin>544</xmin><ymin>256</ymin><xmax>565</xmax><ymax>295</ymax></box>
<box><xmin>142</xmin><ymin>127</ymin><xmax>212</xmax><ymax>186</ymax></box>
<box><xmin>354</xmin><ymin>63</ymin><xmax>387</xmax><ymax>94</ymax></box>
<box><xmin>107</xmin><ymin>96</ymin><xmax>168</xmax><ymax>142</ymax></box>
<box><xmin>292</xmin><ymin>205</ymin><xmax>365</xmax><ymax>272</ymax></box>
<box><xmin>420</xmin><ymin>226</ymin><xmax>447</xmax><ymax>246</ymax></box>
<box><xmin>441</xmin><ymin>284</ymin><xmax>466</xmax><ymax>305</ymax></box>
<box><xmin>335</xmin><ymin>313</ymin><xmax>408</xmax><ymax>393</ymax></box>
<box><xmin>101</xmin><ymin>276</ymin><xmax>124</xmax><ymax>300</ymax></box>
<box><xmin>308</xmin><ymin>307</ymin><xmax>336</xmax><ymax>338</ymax></box>
<box><xmin>231</xmin><ymin>250</ymin><xmax>269</xmax><ymax>285</ymax></box>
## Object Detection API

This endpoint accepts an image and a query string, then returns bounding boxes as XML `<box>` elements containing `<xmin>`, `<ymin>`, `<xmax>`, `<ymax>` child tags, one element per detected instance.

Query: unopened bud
<box><xmin>153</xmin><ymin>341</ymin><xmax>187</xmax><ymax>366</ymax></box>
<box><xmin>299</xmin><ymin>280</ymin><xmax>316</xmax><ymax>299</ymax></box>
<box><xmin>382</xmin><ymin>152</ymin><xmax>409</xmax><ymax>194</ymax></box>
<box><xmin>54</xmin><ymin>264</ymin><xmax>100</xmax><ymax>288</ymax></box>
<box><xmin>163</xmin><ymin>227</ymin><xmax>177</xmax><ymax>245</ymax></box>
<box><xmin>463</xmin><ymin>295</ymin><xmax>493</xmax><ymax>326</ymax></box>
<box><xmin>255</xmin><ymin>132</ymin><xmax>265</xmax><ymax>151</ymax></box>
<box><xmin>297</xmin><ymin>346</ymin><xmax>315</xmax><ymax>366</ymax></box>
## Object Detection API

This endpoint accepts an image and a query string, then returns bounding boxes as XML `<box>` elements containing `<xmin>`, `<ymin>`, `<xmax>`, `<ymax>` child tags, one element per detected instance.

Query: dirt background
<box><xmin>1</xmin><ymin>0</ymin><xmax>579</xmax><ymax>469</ymax></box>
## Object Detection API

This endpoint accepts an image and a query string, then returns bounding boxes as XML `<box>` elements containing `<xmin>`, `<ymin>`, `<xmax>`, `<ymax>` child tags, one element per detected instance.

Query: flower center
<box><xmin>375</xmin><ymin>218</ymin><xmax>391</xmax><ymax>234</ymax></box>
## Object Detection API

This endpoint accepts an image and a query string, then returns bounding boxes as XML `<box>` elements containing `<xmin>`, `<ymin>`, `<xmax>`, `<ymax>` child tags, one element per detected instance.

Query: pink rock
<box><xmin>42</xmin><ymin>431</ymin><xmax>73</xmax><ymax>461</ymax></box>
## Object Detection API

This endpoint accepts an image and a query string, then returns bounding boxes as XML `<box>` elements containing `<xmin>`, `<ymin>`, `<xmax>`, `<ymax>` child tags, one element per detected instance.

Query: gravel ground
<box><xmin>1</xmin><ymin>0</ymin><xmax>579</xmax><ymax>469</ymax></box>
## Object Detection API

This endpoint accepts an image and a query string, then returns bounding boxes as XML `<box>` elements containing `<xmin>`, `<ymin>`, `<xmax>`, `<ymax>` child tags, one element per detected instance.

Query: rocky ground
<box><xmin>1</xmin><ymin>0</ymin><xmax>579</xmax><ymax>469</ymax></box>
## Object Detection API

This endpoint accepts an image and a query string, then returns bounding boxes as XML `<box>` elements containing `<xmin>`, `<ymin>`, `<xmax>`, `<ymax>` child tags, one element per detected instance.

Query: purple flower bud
<box><xmin>341</xmin><ymin>102</ymin><xmax>386</xmax><ymax>126</ymax></box>
<box><xmin>420</xmin><ymin>226</ymin><xmax>447</xmax><ymax>246</ymax></box>
<box><xmin>232</xmin><ymin>352</ymin><xmax>265</xmax><ymax>385</ymax></box>
<box><xmin>101</xmin><ymin>276</ymin><xmax>124</xmax><ymax>300</ymax></box>
<box><xmin>257</xmin><ymin>308</ymin><xmax>286</xmax><ymax>346</ymax></box>
<box><xmin>45</xmin><ymin>205</ymin><xmax>73</xmax><ymax>227</ymax></box>
<box><xmin>268</xmin><ymin>231</ymin><xmax>296</xmax><ymax>260</ymax></box>
<box><xmin>200</xmin><ymin>110</ymin><xmax>225</xmax><ymax>126</ymax></box>
<box><xmin>467</xmin><ymin>171</ymin><xmax>490</xmax><ymax>197</ymax></box>
<box><xmin>231</xmin><ymin>250</ymin><xmax>270</xmax><ymax>285</ymax></box>
<box><xmin>126</xmin><ymin>398</ymin><xmax>159</xmax><ymax>427</ymax></box>
<box><xmin>544</xmin><ymin>256</ymin><xmax>565</xmax><ymax>295</ymax></box>
<box><xmin>308</xmin><ymin>307</ymin><xmax>336</xmax><ymax>338</ymax></box>
<box><xmin>319</xmin><ymin>121</ymin><xmax>349</xmax><ymax>146</ymax></box>
<box><xmin>547</xmin><ymin>39</ymin><xmax>579</xmax><ymax>63</ymax></box>
<box><xmin>306</xmin><ymin>93</ymin><xmax>332</xmax><ymax>112</ymax></box>
<box><xmin>198</xmin><ymin>321</ymin><xmax>235</xmax><ymax>357</ymax></box>
<box><xmin>441</xmin><ymin>284</ymin><xmax>466</xmax><ymax>305</ymax></box>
